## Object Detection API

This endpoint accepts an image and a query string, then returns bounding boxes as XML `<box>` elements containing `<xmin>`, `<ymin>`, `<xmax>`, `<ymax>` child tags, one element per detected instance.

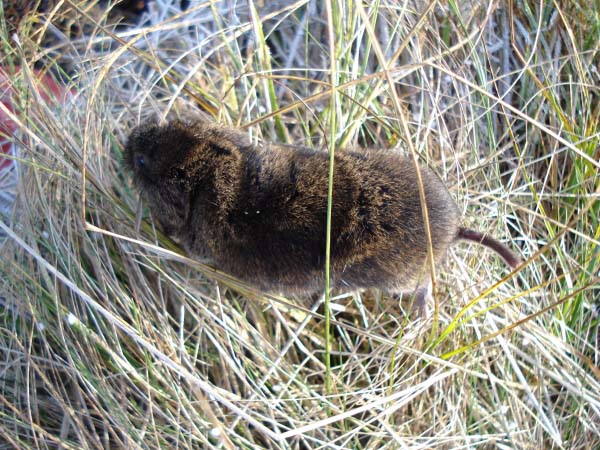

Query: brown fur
<box><xmin>124</xmin><ymin>120</ymin><xmax>518</xmax><ymax>300</ymax></box>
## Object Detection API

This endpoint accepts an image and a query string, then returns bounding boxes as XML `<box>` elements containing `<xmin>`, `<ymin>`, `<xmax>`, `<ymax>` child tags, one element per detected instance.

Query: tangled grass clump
<box><xmin>0</xmin><ymin>1</ymin><xmax>599</xmax><ymax>448</ymax></box>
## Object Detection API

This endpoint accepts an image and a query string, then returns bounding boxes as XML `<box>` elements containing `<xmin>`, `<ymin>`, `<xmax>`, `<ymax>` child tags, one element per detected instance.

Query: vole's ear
<box><xmin>212</xmin><ymin>144</ymin><xmax>232</xmax><ymax>156</ymax></box>
<box><xmin>172</xmin><ymin>167</ymin><xmax>186</xmax><ymax>179</ymax></box>
<box><xmin>167</xmin><ymin>166</ymin><xmax>194</xmax><ymax>192</ymax></box>
<box><xmin>203</xmin><ymin>125</ymin><xmax>250</xmax><ymax>157</ymax></box>
<box><xmin>208</xmin><ymin>140</ymin><xmax>243</xmax><ymax>157</ymax></box>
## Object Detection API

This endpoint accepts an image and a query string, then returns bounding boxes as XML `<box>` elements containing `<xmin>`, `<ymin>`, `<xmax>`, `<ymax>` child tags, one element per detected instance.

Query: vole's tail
<box><xmin>457</xmin><ymin>227</ymin><xmax>520</xmax><ymax>269</ymax></box>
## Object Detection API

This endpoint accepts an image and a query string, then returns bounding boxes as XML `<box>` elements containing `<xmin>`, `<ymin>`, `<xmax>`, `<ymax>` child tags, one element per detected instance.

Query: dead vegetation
<box><xmin>0</xmin><ymin>0</ymin><xmax>599</xmax><ymax>448</ymax></box>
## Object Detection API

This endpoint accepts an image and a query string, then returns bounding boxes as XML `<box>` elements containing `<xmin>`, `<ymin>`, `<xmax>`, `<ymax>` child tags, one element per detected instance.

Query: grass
<box><xmin>0</xmin><ymin>0</ymin><xmax>599</xmax><ymax>448</ymax></box>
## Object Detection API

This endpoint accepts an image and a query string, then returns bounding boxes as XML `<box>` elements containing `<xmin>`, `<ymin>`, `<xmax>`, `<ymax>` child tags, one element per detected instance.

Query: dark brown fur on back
<box><xmin>124</xmin><ymin>121</ymin><xmax>462</xmax><ymax>296</ymax></box>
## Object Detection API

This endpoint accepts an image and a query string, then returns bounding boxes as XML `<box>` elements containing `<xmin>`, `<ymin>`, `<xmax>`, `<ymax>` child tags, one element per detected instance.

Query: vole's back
<box><xmin>187</xmin><ymin>143</ymin><xmax>460</xmax><ymax>296</ymax></box>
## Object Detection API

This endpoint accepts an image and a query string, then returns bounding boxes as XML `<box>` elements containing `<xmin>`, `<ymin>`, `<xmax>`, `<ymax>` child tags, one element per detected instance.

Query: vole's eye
<box><xmin>134</xmin><ymin>153</ymin><xmax>146</xmax><ymax>169</ymax></box>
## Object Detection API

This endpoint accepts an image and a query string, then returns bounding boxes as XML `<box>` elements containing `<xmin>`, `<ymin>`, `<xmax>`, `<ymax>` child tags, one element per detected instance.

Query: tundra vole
<box><xmin>124</xmin><ymin>121</ymin><xmax>519</xmax><ymax>309</ymax></box>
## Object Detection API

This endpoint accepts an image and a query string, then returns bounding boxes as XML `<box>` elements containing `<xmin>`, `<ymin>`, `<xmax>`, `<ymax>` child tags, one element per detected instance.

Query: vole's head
<box><xmin>124</xmin><ymin>120</ymin><xmax>248</xmax><ymax>237</ymax></box>
<box><xmin>125</xmin><ymin>120</ymin><xmax>249</xmax><ymax>190</ymax></box>
<box><xmin>124</xmin><ymin>120</ymin><xmax>204</xmax><ymax>237</ymax></box>
<box><xmin>124</xmin><ymin>121</ymin><xmax>198</xmax><ymax>190</ymax></box>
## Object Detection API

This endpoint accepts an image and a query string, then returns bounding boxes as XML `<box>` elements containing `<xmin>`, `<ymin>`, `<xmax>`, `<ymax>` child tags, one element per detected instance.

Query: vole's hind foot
<box><xmin>412</xmin><ymin>284</ymin><xmax>433</xmax><ymax>320</ymax></box>
<box><xmin>393</xmin><ymin>284</ymin><xmax>432</xmax><ymax>320</ymax></box>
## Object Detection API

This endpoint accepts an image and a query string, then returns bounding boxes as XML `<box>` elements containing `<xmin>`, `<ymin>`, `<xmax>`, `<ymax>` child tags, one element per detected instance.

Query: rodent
<box><xmin>124</xmin><ymin>120</ymin><xmax>520</xmax><ymax>310</ymax></box>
